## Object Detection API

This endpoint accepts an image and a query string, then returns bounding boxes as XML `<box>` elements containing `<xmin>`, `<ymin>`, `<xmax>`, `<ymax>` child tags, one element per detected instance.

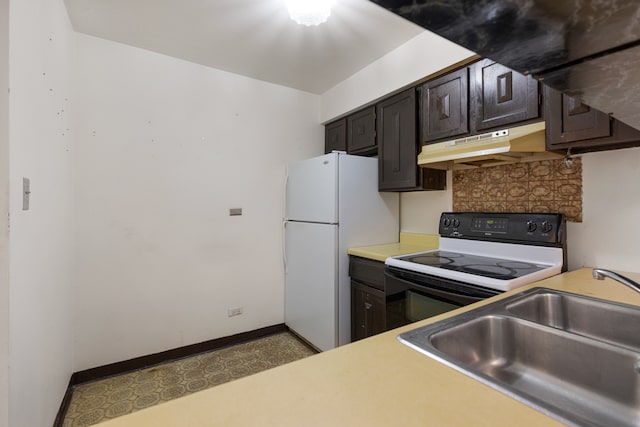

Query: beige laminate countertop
<box><xmin>98</xmin><ymin>268</ymin><xmax>640</xmax><ymax>427</ymax></box>
<box><xmin>347</xmin><ymin>232</ymin><xmax>439</xmax><ymax>262</ymax></box>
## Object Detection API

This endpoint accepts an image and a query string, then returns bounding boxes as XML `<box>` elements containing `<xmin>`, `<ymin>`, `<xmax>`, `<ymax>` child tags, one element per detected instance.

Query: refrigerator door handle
<box><xmin>283</xmin><ymin>172</ymin><xmax>289</xmax><ymax>274</ymax></box>
<box><xmin>283</xmin><ymin>172</ymin><xmax>289</xmax><ymax>221</ymax></box>
<box><xmin>282</xmin><ymin>220</ymin><xmax>288</xmax><ymax>273</ymax></box>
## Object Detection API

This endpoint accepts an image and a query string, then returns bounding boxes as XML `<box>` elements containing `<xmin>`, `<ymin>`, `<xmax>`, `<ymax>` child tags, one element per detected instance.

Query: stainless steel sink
<box><xmin>506</xmin><ymin>291</ymin><xmax>640</xmax><ymax>352</ymax></box>
<box><xmin>399</xmin><ymin>288</ymin><xmax>640</xmax><ymax>427</ymax></box>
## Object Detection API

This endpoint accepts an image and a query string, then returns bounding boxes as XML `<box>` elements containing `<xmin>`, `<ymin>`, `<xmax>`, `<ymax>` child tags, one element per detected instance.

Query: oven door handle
<box><xmin>384</xmin><ymin>269</ymin><xmax>497</xmax><ymax>305</ymax></box>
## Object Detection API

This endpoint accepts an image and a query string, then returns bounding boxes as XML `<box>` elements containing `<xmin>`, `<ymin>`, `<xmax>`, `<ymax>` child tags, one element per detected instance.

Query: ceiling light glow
<box><xmin>286</xmin><ymin>0</ymin><xmax>335</xmax><ymax>27</ymax></box>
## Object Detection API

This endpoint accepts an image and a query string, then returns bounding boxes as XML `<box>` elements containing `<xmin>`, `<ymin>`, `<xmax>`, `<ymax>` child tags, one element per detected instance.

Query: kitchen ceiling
<box><xmin>63</xmin><ymin>0</ymin><xmax>424</xmax><ymax>94</ymax></box>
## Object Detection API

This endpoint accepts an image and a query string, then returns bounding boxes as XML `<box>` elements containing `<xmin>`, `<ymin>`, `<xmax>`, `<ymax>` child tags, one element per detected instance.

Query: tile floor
<box><xmin>62</xmin><ymin>332</ymin><xmax>316</xmax><ymax>426</ymax></box>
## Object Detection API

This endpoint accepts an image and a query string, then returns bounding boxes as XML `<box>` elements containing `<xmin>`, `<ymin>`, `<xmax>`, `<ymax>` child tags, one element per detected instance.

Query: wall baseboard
<box><xmin>53</xmin><ymin>376</ymin><xmax>75</xmax><ymax>427</ymax></box>
<box><xmin>53</xmin><ymin>323</ymin><xmax>288</xmax><ymax>426</ymax></box>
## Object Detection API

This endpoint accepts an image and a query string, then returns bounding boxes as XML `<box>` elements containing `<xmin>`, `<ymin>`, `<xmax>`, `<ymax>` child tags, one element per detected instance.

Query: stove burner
<box><xmin>460</xmin><ymin>264</ymin><xmax>515</xmax><ymax>279</ymax></box>
<box><xmin>497</xmin><ymin>261</ymin><xmax>538</xmax><ymax>270</ymax></box>
<box><xmin>410</xmin><ymin>255</ymin><xmax>456</xmax><ymax>266</ymax></box>
<box><xmin>406</xmin><ymin>252</ymin><xmax>464</xmax><ymax>267</ymax></box>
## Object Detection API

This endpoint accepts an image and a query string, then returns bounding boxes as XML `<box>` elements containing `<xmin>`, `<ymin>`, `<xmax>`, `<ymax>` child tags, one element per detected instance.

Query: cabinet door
<box><xmin>349</xmin><ymin>256</ymin><xmax>385</xmax><ymax>291</ymax></box>
<box><xmin>378</xmin><ymin>88</ymin><xmax>418</xmax><ymax>190</ymax></box>
<box><xmin>544</xmin><ymin>85</ymin><xmax>640</xmax><ymax>152</ymax></box>
<box><xmin>325</xmin><ymin>118</ymin><xmax>346</xmax><ymax>154</ymax></box>
<box><xmin>422</xmin><ymin>67</ymin><xmax>469</xmax><ymax>143</ymax></box>
<box><xmin>378</xmin><ymin>88</ymin><xmax>446</xmax><ymax>191</ymax></box>
<box><xmin>470</xmin><ymin>59</ymin><xmax>539</xmax><ymax>132</ymax></box>
<box><xmin>545</xmin><ymin>85</ymin><xmax>610</xmax><ymax>146</ymax></box>
<box><xmin>351</xmin><ymin>280</ymin><xmax>386</xmax><ymax>342</ymax></box>
<box><xmin>347</xmin><ymin>106</ymin><xmax>377</xmax><ymax>156</ymax></box>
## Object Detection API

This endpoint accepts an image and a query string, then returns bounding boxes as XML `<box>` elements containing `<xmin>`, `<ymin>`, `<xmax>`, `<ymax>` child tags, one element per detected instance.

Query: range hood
<box><xmin>418</xmin><ymin>122</ymin><xmax>562</xmax><ymax>170</ymax></box>
<box><xmin>369</xmin><ymin>0</ymin><xmax>640</xmax><ymax>131</ymax></box>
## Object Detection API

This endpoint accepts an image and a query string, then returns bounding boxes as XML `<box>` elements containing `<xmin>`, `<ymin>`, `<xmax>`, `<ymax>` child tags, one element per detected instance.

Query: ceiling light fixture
<box><xmin>286</xmin><ymin>0</ymin><xmax>335</xmax><ymax>27</ymax></box>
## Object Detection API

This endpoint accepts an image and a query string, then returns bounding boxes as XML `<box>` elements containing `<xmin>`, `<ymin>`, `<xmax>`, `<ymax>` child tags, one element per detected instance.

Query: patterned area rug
<box><xmin>63</xmin><ymin>332</ymin><xmax>316</xmax><ymax>426</ymax></box>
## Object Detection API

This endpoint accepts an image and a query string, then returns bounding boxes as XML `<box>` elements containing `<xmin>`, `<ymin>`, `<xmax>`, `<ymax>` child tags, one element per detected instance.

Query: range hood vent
<box><xmin>418</xmin><ymin>122</ymin><xmax>562</xmax><ymax>170</ymax></box>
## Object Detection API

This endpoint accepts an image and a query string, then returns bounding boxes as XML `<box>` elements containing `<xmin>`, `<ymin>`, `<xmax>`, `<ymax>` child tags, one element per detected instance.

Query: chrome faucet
<box><xmin>592</xmin><ymin>268</ymin><xmax>640</xmax><ymax>293</ymax></box>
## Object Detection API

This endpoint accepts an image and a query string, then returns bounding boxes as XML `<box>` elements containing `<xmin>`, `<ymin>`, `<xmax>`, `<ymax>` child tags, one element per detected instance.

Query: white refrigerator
<box><xmin>284</xmin><ymin>152</ymin><xmax>399</xmax><ymax>351</ymax></box>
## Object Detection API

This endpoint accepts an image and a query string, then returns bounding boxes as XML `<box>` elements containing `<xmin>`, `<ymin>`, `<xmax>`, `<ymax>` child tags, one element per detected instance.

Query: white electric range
<box><xmin>383</xmin><ymin>212</ymin><xmax>566</xmax><ymax>327</ymax></box>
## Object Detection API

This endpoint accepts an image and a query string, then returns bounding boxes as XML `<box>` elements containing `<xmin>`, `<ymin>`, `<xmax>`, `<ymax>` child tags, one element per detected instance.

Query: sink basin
<box><xmin>506</xmin><ymin>290</ymin><xmax>640</xmax><ymax>352</ymax></box>
<box><xmin>399</xmin><ymin>288</ymin><xmax>640</xmax><ymax>427</ymax></box>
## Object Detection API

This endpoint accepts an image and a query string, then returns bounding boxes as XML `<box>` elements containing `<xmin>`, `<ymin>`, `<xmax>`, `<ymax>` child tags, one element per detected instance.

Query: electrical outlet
<box><xmin>227</xmin><ymin>307</ymin><xmax>243</xmax><ymax>317</ymax></box>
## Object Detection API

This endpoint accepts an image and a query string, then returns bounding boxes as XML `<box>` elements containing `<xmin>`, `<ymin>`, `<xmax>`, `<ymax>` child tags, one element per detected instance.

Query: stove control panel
<box><xmin>472</xmin><ymin>217</ymin><xmax>509</xmax><ymax>233</ymax></box>
<box><xmin>439</xmin><ymin>212</ymin><xmax>565</xmax><ymax>246</ymax></box>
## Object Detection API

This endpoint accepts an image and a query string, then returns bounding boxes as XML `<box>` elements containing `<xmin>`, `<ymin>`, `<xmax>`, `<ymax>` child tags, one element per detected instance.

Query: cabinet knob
<box><xmin>364</xmin><ymin>302</ymin><xmax>373</xmax><ymax>310</ymax></box>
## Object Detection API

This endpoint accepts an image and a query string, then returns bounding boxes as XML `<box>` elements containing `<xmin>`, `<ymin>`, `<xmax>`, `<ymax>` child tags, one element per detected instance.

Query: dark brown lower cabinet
<box><xmin>351</xmin><ymin>280</ymin><xmax>386</xmax><ymax>342</ymax></box>
<box><xmin>349</xmin><ymin>256</ymin><xmax>387</xmax><ymax>342</ymax></box>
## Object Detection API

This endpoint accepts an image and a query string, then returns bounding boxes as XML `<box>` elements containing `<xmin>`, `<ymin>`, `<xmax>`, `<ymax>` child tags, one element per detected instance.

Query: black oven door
<box><xmin>384</xmin><ymin>266</ymin><xmax>501</xmax><ymax>329</ymax></box>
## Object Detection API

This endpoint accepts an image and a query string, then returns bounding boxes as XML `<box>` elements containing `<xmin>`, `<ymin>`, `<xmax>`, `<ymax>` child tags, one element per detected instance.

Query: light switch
<box><xmin>229</xmin><ymin>208</ymin><xmax>242</xmax><ymax>216</ymax></box>
<box><xmin>22</xmin><ymin>178</ymin><xmax>30</xmax><ymax>211</ymax></box>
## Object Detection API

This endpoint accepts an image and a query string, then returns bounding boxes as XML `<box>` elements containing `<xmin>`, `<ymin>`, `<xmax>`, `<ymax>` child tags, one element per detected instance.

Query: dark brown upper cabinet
<box><xmin>421</xmin><ymin>67</ymin><xmax>469</xmax><ymax>144</ymax></box>
<box><xmin>470</xmin><ymin>59</ymin><xmax>540</xmax><ymax>132</ymax></box>
<box><xmin>347</xmin><ymin>106</ymin><xmax>377</xmax><ymax>156</ymax></box>
<box><xmin>378</xmin><ymin>88</ymin><xmax>446</xmax><ymax>192</ymax></box>
<box><xmin>324</xmin><ymin>118</ymin><xmax>346</xmax><ymax>154</ymax></box>
<box><xmin>546</xmin><ymin>85</ymin><xmax>610</xmax><ymax>144</ymax></box>
<box><xmin>544</xmin><ymin>85</ymin><xmax>640</xmax><ymax>153</ymax></box>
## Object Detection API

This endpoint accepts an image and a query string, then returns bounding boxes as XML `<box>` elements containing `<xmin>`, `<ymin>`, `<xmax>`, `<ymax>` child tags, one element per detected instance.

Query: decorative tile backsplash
<box><xmin>452</xmin><ymin>158</ymin><xmax>583</xmax><ymax>222</ymax></box>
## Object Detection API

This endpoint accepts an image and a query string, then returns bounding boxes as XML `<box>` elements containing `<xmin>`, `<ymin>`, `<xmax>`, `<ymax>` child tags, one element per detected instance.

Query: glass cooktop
<box><xmin>396</xmin><ymin>251</ymin><xmax>550</xmax><ymax>280</ymax></box>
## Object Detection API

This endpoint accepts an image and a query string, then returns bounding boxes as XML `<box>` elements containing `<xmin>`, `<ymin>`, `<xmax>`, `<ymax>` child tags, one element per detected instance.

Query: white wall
<box><xmin>8</xmin><ymin>0</ymin><xmax>75</xmax><ymax>426</ymax></box>
<box><xmin>399</xmin><ymin>172</ymin><xmax>453</xmax><ymax>235</ymax></box>
<box><xmin>566</xmin><ymin>147</ymin><xmax>640</xmax><ymax>272</ymax></box>
<box><xmin>320</xmin><ymin>31</ymin><xmax>474</xmax><ymax>123</ymax></box>
<box><xmin>72</xmin><ymin>34</ymin><xmax>323</xmax><ymax>371</ymax></box>
<box><xmin>0</xmin><ymin>0</ymin><xmax>9</xmax><ymax>425</ymax></box>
